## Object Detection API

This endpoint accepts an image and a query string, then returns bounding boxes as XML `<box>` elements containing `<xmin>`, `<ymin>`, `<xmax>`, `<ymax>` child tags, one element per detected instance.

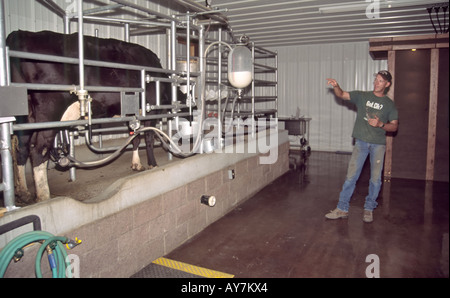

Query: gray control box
<box><xmin>0</xmin><ymin>86</ymin><xmax>28</xmax><ymax>117</ymax></box>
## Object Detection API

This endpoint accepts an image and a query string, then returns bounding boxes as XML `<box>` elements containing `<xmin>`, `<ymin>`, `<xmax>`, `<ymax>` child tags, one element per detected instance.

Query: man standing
<box><xmin>325</xmin><ymin>71</ymin><xmax>399</xmax><ymax>223</ymax></box>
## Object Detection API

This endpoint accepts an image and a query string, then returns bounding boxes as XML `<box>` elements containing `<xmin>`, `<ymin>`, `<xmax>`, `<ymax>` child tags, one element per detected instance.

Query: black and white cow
<box><xmin>6</xmin><ymin>30</ymin><xmax>182</xmax><ymax>203</ymax></box>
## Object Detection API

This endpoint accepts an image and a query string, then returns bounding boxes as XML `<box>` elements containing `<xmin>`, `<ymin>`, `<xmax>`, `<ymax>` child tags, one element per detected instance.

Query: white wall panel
<box><xmin>270</xmin><ymin>42</ymin><xmax>387</xmax><ymax>153</ymax></box>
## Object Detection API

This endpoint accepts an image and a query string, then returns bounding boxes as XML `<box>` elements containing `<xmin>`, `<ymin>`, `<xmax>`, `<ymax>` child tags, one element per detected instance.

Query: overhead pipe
<box><xmin>170</xmin><ymin>0</ymin><xmax>229</xmax><ymax>25</ymax></box>
<box><xmin>111</xmin><ymin>0</ymin><xmax>179</xmax><ymax>23</ymax></box>
<box><xmin>40</xmin><ymin>0</ymin><xmax>66</xmax><ymax>17</ymax></box>
<box><xmin>170</xmin><ymin>0</ymin><xmax>235</xmax><ymax>43</ymax></box>
<box><xmin>81</xmin><ymin>3</ymin><xmax>124</xmax><ymax>16</ymax></box>
<box><xmin>82</xmin><ymin>15</ymin><xmax>172</xmax><ymax>28</ymax></box>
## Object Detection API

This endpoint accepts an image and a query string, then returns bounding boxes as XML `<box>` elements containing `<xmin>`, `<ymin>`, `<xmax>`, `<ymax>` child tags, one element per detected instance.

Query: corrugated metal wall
<box><xmin>4</xmin><ymin>0</ymin><xmax>387</xmax><ymax>153</ymax></box>
<box><xmin>269</xmin><ymin>42</ymin><xmax>387</xmax><ymax>152</ymax></box>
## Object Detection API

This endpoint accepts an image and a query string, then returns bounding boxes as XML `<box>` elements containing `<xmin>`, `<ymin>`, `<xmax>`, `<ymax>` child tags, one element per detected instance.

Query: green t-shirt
<box><xmin>349</xmin><ymin>91</ymin><xmax>398</xmax><ymax>145</ymax></box>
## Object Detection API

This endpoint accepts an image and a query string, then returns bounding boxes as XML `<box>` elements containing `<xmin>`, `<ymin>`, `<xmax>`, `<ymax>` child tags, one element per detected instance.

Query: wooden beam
<box><xmin>369</xmin><ymin>33</ymin><xmax>449</xmax><ymax>60</ymax></box>
<box><xmin>383</xmin><ymin>50</ymin><xmax>396</xmax><ymax>181</ymax></box>
<box><xmin>426</xmin><ymin>49</ymin><xmax>439</xmax><ymax>181</ymax></box>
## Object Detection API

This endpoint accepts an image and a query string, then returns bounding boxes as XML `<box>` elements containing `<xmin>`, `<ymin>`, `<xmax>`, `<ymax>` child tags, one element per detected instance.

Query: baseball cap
<box><xmin>377</xmin><ymin>70</ymin><xmax>392</xmax><ymax>83</ymax></box>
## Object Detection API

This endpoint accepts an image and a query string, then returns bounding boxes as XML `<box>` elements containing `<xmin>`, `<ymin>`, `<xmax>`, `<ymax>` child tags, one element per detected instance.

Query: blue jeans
<box><xmin>337</xmin><ymin>139</ymin><xmax>386</xmax><ymax>212</ymax></box>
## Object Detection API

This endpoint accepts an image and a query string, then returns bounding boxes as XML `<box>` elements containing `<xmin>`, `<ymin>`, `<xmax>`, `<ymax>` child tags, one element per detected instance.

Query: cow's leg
<box><xmin>13</xmin><ymin>132</ymin><xmax>33</xmax><ymax>203</ymax></box>
<box><xmin>131</xmin><ymin>136</ymin><xmax>145</xmax><ymax>171</ymax></box>
<box><xmin>15</xmin><ymin>165</ymin><xmax>31</xmax><ymax>200</ymax></box>
<box><xmin>33</xmin><ymin>161</ymin><xmax>50</xmax><ymax>202</ymax></box>
<box><xmin>144</xmin><ymin>129</ymin><xmax>158</xmax><ymax>168</ymax></box>
<box><xmin>29</xmin><ymin>130</ymin><xmax>54</xmax><ymax>202</ymax></box>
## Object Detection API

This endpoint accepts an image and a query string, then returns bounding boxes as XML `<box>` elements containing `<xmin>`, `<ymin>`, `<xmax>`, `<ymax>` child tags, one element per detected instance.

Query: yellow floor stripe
<box><xmin>152</xmin><ymin>257</ymin><xmax>234</xmax><ymax>278</ymax></box>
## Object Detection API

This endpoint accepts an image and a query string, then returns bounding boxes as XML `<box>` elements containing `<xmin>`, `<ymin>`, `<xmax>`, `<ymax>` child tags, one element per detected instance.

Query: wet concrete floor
<box><xmin>165</xmin><ymin>151</ymin><xmax>449</xmax><ymax>278</ymax></box>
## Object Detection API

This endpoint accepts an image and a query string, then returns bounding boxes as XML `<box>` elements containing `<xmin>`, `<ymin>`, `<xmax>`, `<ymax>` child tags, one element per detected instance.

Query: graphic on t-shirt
<box><xmin>364</xmin><ymin>101</ymin><xmax>384</xmax><ymax>121</ymax></box>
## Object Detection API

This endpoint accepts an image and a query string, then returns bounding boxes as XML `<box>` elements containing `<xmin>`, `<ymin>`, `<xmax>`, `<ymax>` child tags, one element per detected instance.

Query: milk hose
<box><xmin>0</xmin><ymin>230</ymin><xmax>81</xmax><ymax>278</ymax></box>
<box><xmin>221</xmin><ymin>94</ymin><xmax>239</xmax><ymax>136</ymax></box>
<box><xmin>64</xmin><ymin>126</ymin><xmax>196</xmax><ymax>168</ymax></box>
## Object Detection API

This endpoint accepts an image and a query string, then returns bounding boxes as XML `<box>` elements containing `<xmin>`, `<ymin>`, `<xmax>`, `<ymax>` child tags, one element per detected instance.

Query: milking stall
<box><xmin>0</xmin><ymin>0</ymin><xmax>449</xmax><ymax>283</ymax></box>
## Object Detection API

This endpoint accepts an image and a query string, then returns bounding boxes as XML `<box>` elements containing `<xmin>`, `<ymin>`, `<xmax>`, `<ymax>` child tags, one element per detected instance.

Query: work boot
<box><xmin>363</xmin><ymin>210</ymin><xmax>373</xmax><ymax>223</ymax></box>
<box><xmin>325</xmin><ymin>208</ymin><xmax>348</xmax><ymax>219</ymax></box>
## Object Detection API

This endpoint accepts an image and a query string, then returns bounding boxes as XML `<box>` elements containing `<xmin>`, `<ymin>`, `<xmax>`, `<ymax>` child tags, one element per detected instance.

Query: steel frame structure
<box><xmin>0</xmin><ymin>0</ymin><xmax>278</xmax><ymax>211</ymax></box>
<box><xmin>0</xmin><ymin>0</ymin><xmax>230</xmax><ymax>210</ymax></box>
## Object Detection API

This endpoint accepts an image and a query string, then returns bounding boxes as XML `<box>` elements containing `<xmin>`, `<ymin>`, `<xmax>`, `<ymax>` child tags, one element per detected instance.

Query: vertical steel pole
<box><xmin>0</xmin><ymin>121</ymin><xmax>16</xmax><ymax>210</ymax></box>
<box><xmin>63</xmin><ymin>15</ymin><xmax>70</xmax><ymax>34</ymax></box>
<box><xmin>0</xmin><ymin>0</ymin><xmax>7</xmax><ymax>87</ymax></box>
<box><xmin>186</xmin><ymin>12</ymin><xmax>191</xmax><ymax>115</ymax></box>
<box><xmin>168</xmin><ymin>19</ymin><xmax>178</xmax><ymax>161</ymax></box>
<box><xmin>0</xmin><ymin>0</ymin><xmax>17</xmax><ymax>210</ymax></box>
<box><xmin>251</xmin><ymin>43</ymin><xmax>256</xmax><ymax>138</ymax></box>
<box><xmin>275</xmin><ymin>50</ymin><xmax>278</xmax><ymax>120</ymax></box>
<box><xmin>78</xmin><ymin>0</ymin><xmax>84</xmax><ymax>91</ymax></box>
<box><xmin>124</xmin><ymin>23</ymin><xmax>130</xmax><ymax>42</ymax></box>
<box><xmin>171</xmin><ymin>19</ymin><xmax>177</xmax><ymax>104</ymax></box>
<box><xmin>77</xmin><ymin>0</ymin><xmax>88</xmax><ymax>117</ymax></box>
<box><xmin>217</xmin><ymin>27</ymin><xmax>222</xmax><ymax>145</ymax></box>
<box><xmin>69</xmin><ymin>131</ymin><xmax>76</xmax><ymax>182</ymax></box>
<box><xmin>141</xmin><ymin>69</ymin><xmax>146</xmax><ymax>117</ymax></box>
<box><xmin>198</xmin><ymin>25</ymin><xmax>205</xmax><ymax>153</ymax></box>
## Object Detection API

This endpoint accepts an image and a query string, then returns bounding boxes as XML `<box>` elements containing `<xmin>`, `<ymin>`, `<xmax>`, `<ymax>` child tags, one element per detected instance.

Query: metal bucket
<box><xmin>176</xmin><ymin>58</ymin><xmax>199</xmax><ymax>94</ymax></box>
<box><xmin>176</xmin><ymin>57</ymin><xmax>199</xmax><ymax>73</ymax></box>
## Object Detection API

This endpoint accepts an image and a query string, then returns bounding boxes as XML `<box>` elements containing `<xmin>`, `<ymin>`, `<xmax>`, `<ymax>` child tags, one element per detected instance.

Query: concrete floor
<box><xmin>164</xmin><ymin>151</ymin><xmax>449</xmax><ymax>278</ymax></box>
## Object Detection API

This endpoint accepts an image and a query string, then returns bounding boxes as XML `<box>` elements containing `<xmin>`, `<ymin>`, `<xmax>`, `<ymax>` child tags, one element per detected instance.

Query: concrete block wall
<box><xmin>1</xmin><ymin>130</ymin><xmax>289</xmax><ymax>277</ymax></box>
<box><xmin>68</xmin><ymin>141</ymin><xmax>289</xmax><ymax>277</ymax></box>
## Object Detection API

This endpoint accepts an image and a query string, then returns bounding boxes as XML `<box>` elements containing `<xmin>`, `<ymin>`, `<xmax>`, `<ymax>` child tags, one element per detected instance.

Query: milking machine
<box><xmin>51</xmin><ymin>35</ymin><xmax>254</xmax><ymax>169</ymax></box>
<box><xmin>220</xmin><ymin>35</ymin><xmax>253</xmax><ymax>137</ymax></box>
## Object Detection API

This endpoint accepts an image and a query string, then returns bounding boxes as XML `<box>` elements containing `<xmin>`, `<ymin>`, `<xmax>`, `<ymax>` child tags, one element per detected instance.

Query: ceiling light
<box><xmin>318</xmin><ymin>0</ymin><xmax>439</xmax><ymax>14</ymax></box>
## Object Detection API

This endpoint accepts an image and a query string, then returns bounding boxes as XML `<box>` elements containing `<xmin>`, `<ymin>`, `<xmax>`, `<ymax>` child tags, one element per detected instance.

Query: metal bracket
<box><xmin>120</xmin><ymin>91</ymin><xmax>140</xmax><ymax>117</ymax></box>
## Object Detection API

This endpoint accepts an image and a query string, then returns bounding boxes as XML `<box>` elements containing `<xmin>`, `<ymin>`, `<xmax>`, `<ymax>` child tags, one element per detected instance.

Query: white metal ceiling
<box><xmin>192</xmin><ymin>0</ymin><xmax>449</xmax><ymax>47</ymax></box>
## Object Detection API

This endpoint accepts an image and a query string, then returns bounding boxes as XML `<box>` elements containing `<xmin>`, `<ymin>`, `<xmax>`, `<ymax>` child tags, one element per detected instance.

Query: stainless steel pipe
<box><xmin>1</xmin><ymin>121</ymin><xmax>16</xmax><ymax>210</ymax></box>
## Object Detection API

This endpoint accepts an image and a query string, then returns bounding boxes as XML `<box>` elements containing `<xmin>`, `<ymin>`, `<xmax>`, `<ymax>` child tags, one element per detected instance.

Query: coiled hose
<box><xmin>0</xmin><ymin>230</ymin><xmax>79</xmax><ymax>278</ymax></box>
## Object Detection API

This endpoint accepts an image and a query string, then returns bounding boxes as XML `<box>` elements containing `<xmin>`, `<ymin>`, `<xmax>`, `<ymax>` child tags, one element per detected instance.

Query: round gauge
<box><xmin>208</xmin><ymin>196</ymin><xmax>216</xmax><ymax>207</ymax></box>
<box><xmin>201</xmin><ymin>195</ymin><xmax>216</xmax><ymax>207</ymax></box>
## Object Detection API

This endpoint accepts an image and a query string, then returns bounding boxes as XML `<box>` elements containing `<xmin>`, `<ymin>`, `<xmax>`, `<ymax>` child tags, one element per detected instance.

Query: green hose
<box><xmin>0</xmin><ymin>230</ymin><xmax>73</xmax><ymax>278</ymax></box>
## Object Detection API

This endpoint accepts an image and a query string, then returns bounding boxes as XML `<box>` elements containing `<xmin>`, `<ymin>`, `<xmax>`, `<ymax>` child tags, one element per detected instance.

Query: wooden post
<box><xmin>383</xmin><ymin>50</ymin><xmax>395</xmax><ymax>181</ymax></box>
<box><xmin>426</xmin><ymin>49</ymin><xmax>439</xmax><ymax>181</ymax></box>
